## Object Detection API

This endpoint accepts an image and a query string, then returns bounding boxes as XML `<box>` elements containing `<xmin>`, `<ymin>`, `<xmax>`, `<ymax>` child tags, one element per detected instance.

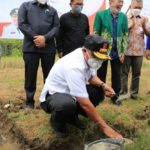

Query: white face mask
<box><xmin>88</xmin><ymin>58</ymin><xmax>103</xmax><ymax>71</ymax></box>
<box><xmin>131</xmin><ymin>9</ymin><xmax>141</xmax><ymax>17</ymax></box>
<box><xmin>37</xmin><ymin>0</ymin><xmax>48</xmax><ymax>5</ymax></box>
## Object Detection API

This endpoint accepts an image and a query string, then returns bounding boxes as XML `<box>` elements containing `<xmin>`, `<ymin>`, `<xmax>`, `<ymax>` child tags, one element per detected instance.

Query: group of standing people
<box><xmin>18</xmin><ymin>0</ymin><xmax>150</xmax><ymax>139</ymax></box>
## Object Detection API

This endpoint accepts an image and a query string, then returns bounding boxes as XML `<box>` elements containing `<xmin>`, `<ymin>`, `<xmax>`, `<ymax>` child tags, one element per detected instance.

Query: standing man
<box><xmin>40</xmin><ymin>34</ymin><xmax>123</xmax><ymax>139</ymax></box>
<box><xmin>94</xmin><ymin>0</ymin><xmax>128</xmax><ymax>104</ymax></box>
<box><xmin>121</xmin><ymin>0</ymin><xmax>150</xmax><ymax>100</ymax></box>
<box><xmin>57</xmin><ymin>0</ymin><xmax>89</xmax><ymax>57</ymax></box>
<box><xmin>18</xmin><ymin>0</ymin><xmax>59</xmax><ymax>108</ymax></box>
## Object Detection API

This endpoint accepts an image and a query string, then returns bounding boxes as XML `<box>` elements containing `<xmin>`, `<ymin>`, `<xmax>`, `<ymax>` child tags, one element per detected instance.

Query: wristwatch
<box><xmin>99</xmin><ymin>82</ymin><xmax>105</xmax><ymax>88</ymax></box>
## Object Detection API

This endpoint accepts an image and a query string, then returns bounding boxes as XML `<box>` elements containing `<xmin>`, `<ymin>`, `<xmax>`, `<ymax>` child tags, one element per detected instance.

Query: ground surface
<box><xmin>0</xmin><ymin>57</ymin><xmax>150</xmax><ymax>150</ymax></box>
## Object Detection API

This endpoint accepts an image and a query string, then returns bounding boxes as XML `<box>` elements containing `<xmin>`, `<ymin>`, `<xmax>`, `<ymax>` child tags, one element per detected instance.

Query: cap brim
<box><xmin>93</xmin><ymin>51</ymin><xmax>111</xmax><ymax>60</ymax></box>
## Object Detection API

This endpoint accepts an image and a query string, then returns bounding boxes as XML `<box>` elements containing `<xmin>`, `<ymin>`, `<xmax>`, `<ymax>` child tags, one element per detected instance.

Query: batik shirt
<box><xmin>125</xmin><ymin>14</ymin><xmax>150</xmax><ymax>56</ymax></box>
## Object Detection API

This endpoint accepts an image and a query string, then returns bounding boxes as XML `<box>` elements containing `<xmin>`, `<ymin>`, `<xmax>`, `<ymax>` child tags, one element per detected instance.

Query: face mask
<box><xmin>37</xmin><ymin>0</ymin><xmax>48</xmax><ymax>5</ymax></box>
<box><xmin>88</xmin><ymin>58</ymin><xmax>103</xmax><ymax>71</ymax></box>
<box><xmin>72</xmin><ymin>5</ymin><xmax>83</xmax><ymax>14</ymax></box>
<box><xmin>110</xmin><ymin>7</ymin><xmax>120</xmax><ymax>15</ymax></box>
<box><xmin>131</xmin><ymin>9</ymin><xmax>141</xmax><ymax>17</ymax></box>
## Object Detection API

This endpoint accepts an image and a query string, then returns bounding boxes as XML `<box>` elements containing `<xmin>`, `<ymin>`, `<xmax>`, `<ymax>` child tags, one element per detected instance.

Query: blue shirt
<box><xmin>110</xmin><ymin>16</ymin><xmax>118</xmax><ymax>60</ymax></box>
<box><xmin>146</xmin><ymin>37</ymin><xmax>150</xmax><ymax>50</ymax></box>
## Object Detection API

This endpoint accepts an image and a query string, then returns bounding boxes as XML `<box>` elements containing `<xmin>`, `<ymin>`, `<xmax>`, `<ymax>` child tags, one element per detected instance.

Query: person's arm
<box><xmin>66</xmin><ymin>69</ymin><xmax>122</xmax><ymax>138</ymax></box>
<box><xmin>120</xmin><ymin>14</ymin><xmax>129</xmax><ymax>63</ymax></box>
<box><xmin>93</xmin><ymin>12</ymin><xmax>102</xmax><ymax>35</ymax></box>
<box><xmin>44</xmin><ymin>8</ymin><xmax>59</xmax><ymax>42</ymax></box>
<box><xmin>76</xmin><ymin>96</ymin><xmax>123</xmax><ymax>139</ymax></box>
<box><xmin>56</xmin><ymin>15</ymin><xmax>65</xmax><ymax>57</ymax></box>
<box><xmin>18</xmin><ymin>3</ymin><xmax>37</xmax><ymax>38</ymax></box>
<box><xmin>143</xmin><ymin>17</ymin><xmax>150</xmax><ymax>37</ymax></box>
<box><xmin>89</xmin><ymin>75</ymin><xmax>115</xmax><ymax>98</ymax></box>
<box><xmin>127</xmin><ymin>12</ymin><xmax>135</xmax><ymax>30</ymax></box>
<box><xmin>85</xmin><ymin>16</ymin><xmax>90</xmax><ymax>35</ymax></box>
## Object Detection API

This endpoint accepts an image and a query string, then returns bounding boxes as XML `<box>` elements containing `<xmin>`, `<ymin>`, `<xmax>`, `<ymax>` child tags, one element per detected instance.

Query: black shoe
<box><xmin>113</xmin><ymin>99</ymin><xmax>122</xmax><ymax>106</ymax></box>
<box><xmin>111</xmin><ymin>95</ymin><xmax>122</xmax><ymax>106</ymax></box>
<box><xmin>50</xmin><ymin>116</ymin><xmax>68</xmax><ymax>137</ymax></box>
<box><xmin>131</xmin><ymin>95</ymin><xmax>138</xmax><ymax>100</ymax></box>
<box><xmin>26</xmin><ymin>103</ymin><xmax>34</xmax><ymax>109</ymax></box>
<box><xmin>68</xmin><ymin>116</ymin><xmax>86</xmax><ymax>130</ymax></box>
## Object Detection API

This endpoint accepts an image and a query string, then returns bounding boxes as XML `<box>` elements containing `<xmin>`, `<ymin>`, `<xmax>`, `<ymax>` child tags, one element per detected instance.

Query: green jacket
<box><xmin>94</xmin><ymin>9</ymin><xmax>128</xmax><ymax>54</ymax></box>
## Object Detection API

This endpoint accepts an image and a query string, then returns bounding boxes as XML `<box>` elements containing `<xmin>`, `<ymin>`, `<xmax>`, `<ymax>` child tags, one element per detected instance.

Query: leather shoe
<box><xmin>111</xmin><ymin>95</ymin><xmax>122</xmax><ymax>106</ymax></box>
<box><xmin>26</xmin><ymin>103</ymin><xmax>34</xmax><ymax>109</ymax></box>
<box><xmin>50</xmin><ymin>116</ymin><xmax>68</xmax><ymax>137</ymax></box>
<box><xmin>112</xmin><ymin>99</ymin><xmax>122</xmax><ymax>106</ymax></box>
<box><xmin>131</xmin><ymin>95</ymin><xmax>138</xmax><ymax>100</ymax></box>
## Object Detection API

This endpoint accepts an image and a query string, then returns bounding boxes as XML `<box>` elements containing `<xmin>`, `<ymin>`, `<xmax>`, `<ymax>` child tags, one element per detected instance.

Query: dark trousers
<box><xmin>23</xmin><ymin>52</ymin><xmax>55</xmax><ymax>104</ymax></box>
<box><xmin>97</xmin><ymin>58</ymin><xmax>122</xmax><ymax>96</ymax></box>
<box><xmin>40</xmin><ymin>85</ymin><xmax>104</xmax><ymax>122</ymax></box>
<box><xmin>121</xmin><ymin>56</ymin><xmax>143</xmax><ymax>96</ymax></box>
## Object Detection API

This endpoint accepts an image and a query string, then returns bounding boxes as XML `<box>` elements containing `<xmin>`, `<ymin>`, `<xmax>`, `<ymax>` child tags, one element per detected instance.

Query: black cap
<box><xmin>83</xmin><ymin>34</ymin><xmax>109</xmax><ymax>52</ymax></box>
<box><xmin>10</xmin><ymin>8</ymin><xmax>19</xmax><ymax>16</ymax></box>
<box><xmin>84</xmin><ymin>34</ymin><xmax>110</xmax><ymax>60</ymax></box>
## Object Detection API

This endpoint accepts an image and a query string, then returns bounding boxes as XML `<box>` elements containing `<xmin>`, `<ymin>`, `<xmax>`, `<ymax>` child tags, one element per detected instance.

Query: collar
<box><xmin>69</xmin><ymin>10</ymin><xmax>81</xmax><ymax>17</ymax></box>
<box><xmin>32</xmin><ymin>0</ymin><xmax>37</xmax><ymax>4</ymax></box>
<box><xmin>32</xmin><ymin>0</ymin><xmax>48</xmax><ymax>7</ymax></box>
<box><xmin>129</xmin><ymin>14</ymin><xmax>141</xmax><ymax>19</ymax></box>
<box><xmin>136</xmin><ymin>15</ymin><xmax>141</xmax><ymax>18</ymax></box>
<box><xmin>108</xmin><ymin>8</ymin><xmax>120</xmax><ymax>18</ymax></box>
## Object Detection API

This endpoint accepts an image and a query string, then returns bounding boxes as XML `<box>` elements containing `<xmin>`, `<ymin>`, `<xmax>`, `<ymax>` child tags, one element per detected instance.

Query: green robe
<box><xmin>94</xmin><ymin>9</ymin><xmax>128</xmax><ymax>55</ymax></box>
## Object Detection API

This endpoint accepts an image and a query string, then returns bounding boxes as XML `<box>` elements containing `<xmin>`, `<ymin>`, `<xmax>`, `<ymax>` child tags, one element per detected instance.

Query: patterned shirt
<box><xmin>125</xmin><ymin>15</ymin><xmax>150</xmax><ymax>56</ymax></box>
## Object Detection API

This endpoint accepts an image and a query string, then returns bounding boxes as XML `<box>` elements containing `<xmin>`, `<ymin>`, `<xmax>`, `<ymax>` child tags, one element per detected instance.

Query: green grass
<box><xmin>0</xmin><ymin>56</ymin><xmax>150</xmax><ymax>149</ymax></box>
<box><xmin>125</xmin><ymin>131</ymin><xmax>150</xmax><ymax>150</ymax></box>
<box><xmin>0</xmin><ymin>56</ymin><xmax>23</xmax><ymax>69</ymax></box>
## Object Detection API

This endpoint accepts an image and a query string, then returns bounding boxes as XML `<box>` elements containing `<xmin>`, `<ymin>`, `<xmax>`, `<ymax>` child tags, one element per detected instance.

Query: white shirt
<box><xmin>40</xmin><ymin>48</ymin><xmax>96</xmax><ymax>102</ymax></box>
<box><xmin>2</xmin><ymin>24</ymin><xmax>23</xmax><ymax>39</ymax></box>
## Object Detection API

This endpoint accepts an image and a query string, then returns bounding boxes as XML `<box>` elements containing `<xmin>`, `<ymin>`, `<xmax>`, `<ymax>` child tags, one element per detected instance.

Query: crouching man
<box><xmin>40</xmin><ymin>34</ymin><xmax>123</xmax><ymax>139</ymax></box>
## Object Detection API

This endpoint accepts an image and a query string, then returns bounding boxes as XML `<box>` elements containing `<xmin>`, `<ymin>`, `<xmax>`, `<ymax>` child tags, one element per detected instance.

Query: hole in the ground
<box><xmin>135</xmin><ymin>105</ymin><xmax>150</xmax><ymax>120</ymax></box>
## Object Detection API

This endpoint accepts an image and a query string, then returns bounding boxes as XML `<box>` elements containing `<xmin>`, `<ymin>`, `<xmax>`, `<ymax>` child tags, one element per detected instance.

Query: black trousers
<box><xmin>23</xmin><ymin>52</ymin><xmax>55</xmax><ymax>104</ymax></box>
<box><xmin>97</xmin><ymin>58</ymin><xmax>122</xmax><ymax>96</ymax></box>
<box><xmin>40</xmin><ymin>85</ymin><xmax>104</xmax><ymax>122</ymax></box>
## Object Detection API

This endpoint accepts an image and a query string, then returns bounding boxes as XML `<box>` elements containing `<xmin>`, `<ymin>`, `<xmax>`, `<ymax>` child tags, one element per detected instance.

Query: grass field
<box><xmin>0</xmin><ymin>56</ymin><xmax>150</xmax><ymax>150</ymax></box>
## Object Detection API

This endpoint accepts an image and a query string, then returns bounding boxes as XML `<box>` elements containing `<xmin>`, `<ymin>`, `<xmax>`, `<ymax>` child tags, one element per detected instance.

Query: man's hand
<box><xmin>33</xmin><ymin>35</ymin><xmax>46</xmax><ymax>48</ymax></box>
<box><xmin>145</xmin><ymin>50</ymin><xmax>150</xmax><ymax>60</ymax></box>
<box><xmin>76</xmin><ymin>96</ymin><xmax>123</xmax><ymax>139</ymax></box>
<box><xmin>128</xmin><ymin>18</ymin><xmax>135</xmax><ymax>29</ymax></box>
<box><xmin>102</xmin><ymin>83</ymin><xmax>115</xmax><ymax>98</ymax></box>
<box><xmin>102</xmin><ymin>125</ymin><xmax>123</xmax><ymax>139</ymax></box>
<box><xmin>58</xmin><ymin>52</ymin><xmax>63</xmax><ymax>58</ymax></box>
<box><xmin>119</xmin><ymin>52</ymin><xmax>125</xmax><ymax>63</ymax></box>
